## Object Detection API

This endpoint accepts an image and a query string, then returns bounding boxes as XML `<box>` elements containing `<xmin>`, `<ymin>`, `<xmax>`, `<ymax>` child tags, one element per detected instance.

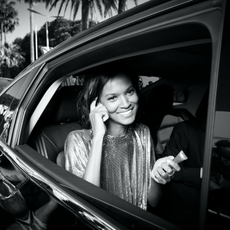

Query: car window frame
<box><xmin>11</xmin><ymin>64</ymin><xmax>47</xmax><ymax>147</ymax></box>
<box><xmin>26</xmin><ymin>76</ymin><xmax>68</xmax><ymax>138</ymax></box>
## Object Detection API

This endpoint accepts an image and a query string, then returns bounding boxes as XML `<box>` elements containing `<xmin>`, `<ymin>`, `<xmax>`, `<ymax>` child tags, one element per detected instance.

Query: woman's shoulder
<box><xmin>132</xmin><ymin>123</ymin><xmax>150</xmax><ymax>134</ymax></box>
<box><xmin>66</xmin><ymin>129</ymin><xmax>92</xmax><ymax>142</ymax></box>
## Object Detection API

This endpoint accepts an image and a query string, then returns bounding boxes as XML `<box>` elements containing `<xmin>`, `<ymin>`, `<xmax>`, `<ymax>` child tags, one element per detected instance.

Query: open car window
<box><xmin>26</xmin><ymin>17</ymin><xmax>212</xmax><ymax>230</ymax></box>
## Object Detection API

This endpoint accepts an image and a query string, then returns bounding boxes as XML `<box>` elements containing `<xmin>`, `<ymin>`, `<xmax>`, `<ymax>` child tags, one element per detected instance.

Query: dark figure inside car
<box><xmin>63</xmin><ymin>64</ymin><xmax>180</xmax><ymax>211</ymax></box>
<box><xmin>153</xmin><ymin>91</ymin><xmax>208</xmax><ymax>229</ymax></box>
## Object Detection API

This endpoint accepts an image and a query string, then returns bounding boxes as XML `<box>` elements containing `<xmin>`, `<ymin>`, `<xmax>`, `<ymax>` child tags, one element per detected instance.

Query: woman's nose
<box><xmin>120</xmin><ymin>95</ymin><xmax>130</xmax><ymax>108</ymax></box>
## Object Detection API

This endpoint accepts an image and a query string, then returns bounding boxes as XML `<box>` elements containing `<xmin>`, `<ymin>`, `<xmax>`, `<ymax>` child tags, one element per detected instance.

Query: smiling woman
<box><xmin>64</xmin><ymin>64</ymin><xmax>180</xmax><ymax>210</ymax></box>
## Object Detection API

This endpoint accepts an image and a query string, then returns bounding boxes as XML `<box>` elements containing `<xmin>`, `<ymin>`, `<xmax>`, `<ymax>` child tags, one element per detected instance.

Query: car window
<box><xmin>139</xmin><ymin>76</ymin><xmax>160</xmax><ymax>90</ymax></box>
<box><xmin>0</xmin><ymin>76</ymin><xmax>27</xmax><ymax>142</ymax></box>
<box><xmin>139</xmin><ymin>76</ymin><xmax>190</xmax><ymax>104</ymax></box>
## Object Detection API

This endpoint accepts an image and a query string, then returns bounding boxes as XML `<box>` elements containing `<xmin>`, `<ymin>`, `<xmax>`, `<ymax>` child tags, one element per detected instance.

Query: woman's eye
<box><xmin>127</xmin><ymin>89</ymin><xmax>135</xmax><ymax>95</ymax></box>
<box><xmin>108</xmin><ymin>96</ymin><xmax>117</xmax><ymax>101</ymax></box>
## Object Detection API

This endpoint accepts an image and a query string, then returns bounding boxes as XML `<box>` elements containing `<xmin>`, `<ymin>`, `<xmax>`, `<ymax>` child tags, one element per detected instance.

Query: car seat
<box><xmin>156</xmin><ymin>108</ymin><xmax>195</xmax><ymax>154</ymax></box>
<box><xmin>141</xmin><ymin>84</ymin><xmax>174</xmax><ymax>150</ymax></box>
<box><xmin>29</xmin><ymin>86</ymin><xmax>82</xmax><ymax>164</ymax></box>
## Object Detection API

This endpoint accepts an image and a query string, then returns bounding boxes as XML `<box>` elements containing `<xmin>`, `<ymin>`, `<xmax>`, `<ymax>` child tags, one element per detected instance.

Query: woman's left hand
<box><xmin>151</xmin><ymin>156</ymin><xmax>180</xmax><ymax>184</ymax></box>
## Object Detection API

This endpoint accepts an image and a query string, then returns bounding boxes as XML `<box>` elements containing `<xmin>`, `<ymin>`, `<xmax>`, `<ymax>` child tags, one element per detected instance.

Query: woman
<box><xmin>64</xmin><ymin>65</ymin><xmax>180</xmax><ymax>210</ymax></box>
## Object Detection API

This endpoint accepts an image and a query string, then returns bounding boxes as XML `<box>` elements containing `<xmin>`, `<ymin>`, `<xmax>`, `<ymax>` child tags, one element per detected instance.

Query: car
<box><xmin>0</xmin><ymin>0</ymin><xmax>229</xmax><ymax>229</ymax></box>
<box><xmin>0</xmin><ymin>77</ymin><xmax>12</xmax><ymax>93</ymax></box>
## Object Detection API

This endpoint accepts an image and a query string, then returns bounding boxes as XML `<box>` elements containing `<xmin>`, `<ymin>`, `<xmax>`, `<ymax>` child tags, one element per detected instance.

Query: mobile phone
<box><xmin>95</xmin><ymin>97</ymin><xmax>99</xmax><ymax>106</ymax></box>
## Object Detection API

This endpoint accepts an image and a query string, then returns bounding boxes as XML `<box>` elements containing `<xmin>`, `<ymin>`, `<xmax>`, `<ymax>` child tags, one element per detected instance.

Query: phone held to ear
<box><xmin>95</xmin><ymin>97</ymin><xmax>99</xmax><ymax>107</ymax></box>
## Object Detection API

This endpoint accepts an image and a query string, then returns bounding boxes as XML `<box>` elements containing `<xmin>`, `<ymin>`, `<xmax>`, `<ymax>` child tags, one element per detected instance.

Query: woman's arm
<box><xmin>83</xmin><ymin>100</ymin><xmax>109</xmax><ymax>186</ymax></box>
<box><xmin>83</xmin><ymin>135</ymin><xmax>104</xmax><ymax>186</ymax></box>
<box><xmin>147</xmin><ymin>178</ymin><xmax>163</xmax><ymax>207</ymax></box>
<box><xmin>148</xmin><ymin>156</ymin><xmax>181</xmax><ymax>207</ymax></box>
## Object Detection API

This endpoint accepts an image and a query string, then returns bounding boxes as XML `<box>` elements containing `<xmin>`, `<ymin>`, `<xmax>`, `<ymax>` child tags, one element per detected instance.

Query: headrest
<box><xmin>144</xmin><ymin>84</ymin><xmax>174</xmax><ymax>144</ymax></box>
<box><xmin>147</xmin><ymin>84</ymin><xmax>174</xmax><ymax>113</ymax></box>
<box><xmin>52</xmin><ymin>86</ymin><xmax>82</xmax><ymax>124</ymax></box>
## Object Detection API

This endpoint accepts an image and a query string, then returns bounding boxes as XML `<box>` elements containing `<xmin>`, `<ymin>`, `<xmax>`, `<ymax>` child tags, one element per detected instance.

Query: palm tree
<box><xmin>0</xmin><ymin>0</ymin><xmax>19</xmax><ymax>49</ymax></box>
<box><xmin>17</xmin><ymin>0</ymin><xmax>42</xmax><ymax>63</ymax></box>
<box><xmin>0</xmin><ymin>42</ymin><xmax>25</xmax><ymax>78</ymax></box>
<box><xmin>43</xmin><ymin>0</ymin><xmax>117</xmax><ymax>31</ymax></box>
<box><xmin>118</xmin><ymin>0</ymin><xmax>138</xmax><ymax>14</ymax></box>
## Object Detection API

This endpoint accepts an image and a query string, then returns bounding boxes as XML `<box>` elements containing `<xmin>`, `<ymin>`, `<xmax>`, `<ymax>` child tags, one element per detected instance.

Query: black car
<box><xmin>0</xmin><ymin>0</ymin><xmax>230</xmax><ymax>229</ymax></box>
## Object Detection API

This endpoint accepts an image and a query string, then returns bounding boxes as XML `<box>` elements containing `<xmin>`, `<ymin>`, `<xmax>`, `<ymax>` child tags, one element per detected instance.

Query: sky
<box><xmin>6</xmin><ymin>0</ymin><xmax>149</xmax><ymax>44</ymax></box>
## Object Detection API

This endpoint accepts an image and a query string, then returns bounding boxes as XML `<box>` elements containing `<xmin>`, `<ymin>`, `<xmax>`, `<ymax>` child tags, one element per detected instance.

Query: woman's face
<box><xmin>99</xmin><ymin>73</ymin><xmax>139</xmax><ymax>126</ymax></box>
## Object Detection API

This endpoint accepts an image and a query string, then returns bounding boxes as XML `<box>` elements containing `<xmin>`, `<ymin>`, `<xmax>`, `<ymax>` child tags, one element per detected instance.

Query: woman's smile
<box><xmin>118</xmin><ymin>106</ymin><xmax>135</xmax><ymax>117</ymax></box>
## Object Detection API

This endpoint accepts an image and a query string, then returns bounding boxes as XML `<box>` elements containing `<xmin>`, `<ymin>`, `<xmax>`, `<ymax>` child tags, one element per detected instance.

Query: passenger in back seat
<box><xmin>162</xmin><ymin>118</ymin><xmax>205</xmax><ymax>187</ymax></box>
<box><xmin>154</xmin><ymin>91</ymin><xmax>208</xmax><ymax>229</ymax></box>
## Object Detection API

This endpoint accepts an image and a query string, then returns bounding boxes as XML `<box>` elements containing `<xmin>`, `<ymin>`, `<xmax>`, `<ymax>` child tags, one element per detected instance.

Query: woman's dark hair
<box><xmin>76</xmin><ymin>63</ymin><xmax>139</xmax><ymax>128</ymax></box>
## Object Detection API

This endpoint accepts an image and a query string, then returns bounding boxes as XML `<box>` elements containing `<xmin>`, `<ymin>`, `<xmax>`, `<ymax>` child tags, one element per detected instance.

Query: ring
<box><xmin>168</xmin><ymin>170</ymin><xmax>175</xmax><ymax>178</ymax></box>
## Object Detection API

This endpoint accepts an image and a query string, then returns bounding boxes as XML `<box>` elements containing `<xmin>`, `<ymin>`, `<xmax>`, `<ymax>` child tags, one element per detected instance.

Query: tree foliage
<box><xmin>0</xmin><ymin>0</ymin><xmax>22</xmax><ymax>78</ymax></box>
<box><xmin>118</xmin><ymin>0</ymin><xmax>138</xmax><ymax>14</ymax></box>
<box><xmin>0</xmin><ymin>0</ymin><xmax>19</xmax><ymax>47</ymax></box>
<box><xmin>43</xmin><ymin>0</ymin><xmax>117</xmax><ymax>31</ymax></box>
<box><xmin>38</xmin><ymin>18</ymin><xmax>82</xmax><ymax>48</ymax></box>
<box><xmin>12</xmin><ymin>17</ymin><xmax>87</xmax><ymax>74</ymax></box>
<box><xmin>0</xmin><ymin>42</ymin><xmax>25</xmax><ymax>78</ymax></box>
<box><xmin>5</xmin><ymin>0</ymin><xmax>139</xmax><ymax>77</ymax></box>
<box><xmin>42</xmin><ymin>0</ymin><xmax>139</xmax><ymax>31</ymax></box>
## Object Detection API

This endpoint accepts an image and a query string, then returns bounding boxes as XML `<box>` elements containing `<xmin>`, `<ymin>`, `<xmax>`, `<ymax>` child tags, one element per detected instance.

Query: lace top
<box><xmin>64</xmin><ymin>123</ymin><xmax>155</xmax><ymax>210</ymax></box>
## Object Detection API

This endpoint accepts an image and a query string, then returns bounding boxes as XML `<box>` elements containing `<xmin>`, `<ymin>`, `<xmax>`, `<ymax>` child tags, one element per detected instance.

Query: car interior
<box><xmin>26</xmin><ymin>70</ymin><xmax>208</xmax><ymax>163</ymax></box>
<box><xmin>24</xmin><ymin>61</ymin><xmax>211</xmax><ymax>229</ymax></box>
<box><xmin>25</xmin><ymin>19</ymin><xmax>213</xmax><ymax>163</ymax></box>
<box><xmin>28</xmin><ymin>84</ymin><xmax>82</xmax><ymax>164</ymax></box>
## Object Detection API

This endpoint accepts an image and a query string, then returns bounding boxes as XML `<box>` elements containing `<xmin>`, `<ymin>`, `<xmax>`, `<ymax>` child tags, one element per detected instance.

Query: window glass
<box><xmin>0</xmin><ymin>76</ymin><xmax>27</xmax><ymax>142</ymax></box>
<box><xmin>61</xmin><ymin>75</ymin><xmax>84</xmax><ymax>87</ymax></box>
<box><xmin>139</xmin><ymin>76</ymin><xmax>159</xmax><ymax>90</ymax></box>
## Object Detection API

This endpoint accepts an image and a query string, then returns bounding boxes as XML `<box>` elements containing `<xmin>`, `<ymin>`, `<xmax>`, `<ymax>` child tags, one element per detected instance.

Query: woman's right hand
<box><xmin>90</xmin><ymin>98</ymin><xmax>109</xmax><ymax>137</ymax></box>
<box><xmin>151</xmin><ymin>156</ymin><xmax>181</xmax><ymax>184</ymax></box>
